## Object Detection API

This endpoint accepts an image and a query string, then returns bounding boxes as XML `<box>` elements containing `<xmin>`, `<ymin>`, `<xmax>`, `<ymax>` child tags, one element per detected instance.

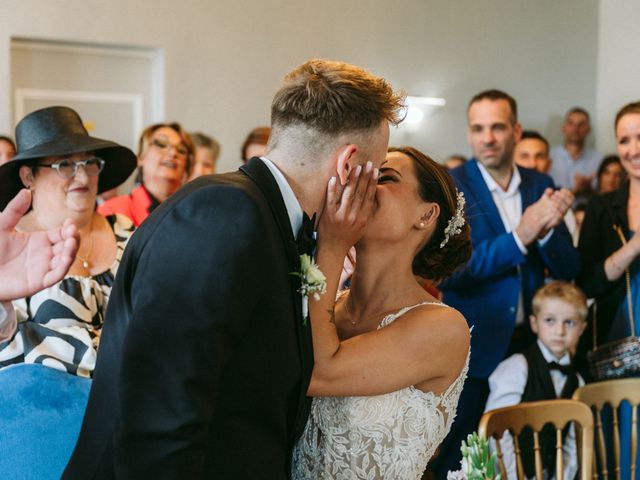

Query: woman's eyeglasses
<box><xmin>37</xmin><ymin>157</ymin><xmax>106</xmax><ymax>179</ymax></box>
<box><xmin>149</xmin><ymin>138</ymin><xmax>189</xmax><ymax>158</ymax></box>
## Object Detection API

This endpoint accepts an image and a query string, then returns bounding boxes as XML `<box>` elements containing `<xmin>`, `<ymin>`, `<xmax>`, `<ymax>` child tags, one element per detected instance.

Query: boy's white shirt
<box><xmin>485</xmin><ymin>339</ymin><xmax>585</xmax><ymax>480</ymax></box>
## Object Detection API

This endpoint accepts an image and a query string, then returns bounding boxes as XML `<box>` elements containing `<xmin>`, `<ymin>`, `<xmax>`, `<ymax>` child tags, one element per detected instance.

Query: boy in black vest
<box><xmin>484</xmin><ymin>281</ymin><xmax>588</xmax><ymax>479</ymax></box>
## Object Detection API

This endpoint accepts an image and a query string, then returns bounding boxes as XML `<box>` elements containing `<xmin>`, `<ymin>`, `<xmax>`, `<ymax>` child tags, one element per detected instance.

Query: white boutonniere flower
<box><xmin>291</xmin><ymin>254</ymin><xmax>327</xmax><ymax>324</ymax></box>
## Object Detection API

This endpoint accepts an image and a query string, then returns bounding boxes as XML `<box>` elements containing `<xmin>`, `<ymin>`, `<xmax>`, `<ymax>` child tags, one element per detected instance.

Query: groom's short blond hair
<box><xmin>270</xmin><ymin>59</ymin><xmax>405</xmax><ymax>137</ymax></box>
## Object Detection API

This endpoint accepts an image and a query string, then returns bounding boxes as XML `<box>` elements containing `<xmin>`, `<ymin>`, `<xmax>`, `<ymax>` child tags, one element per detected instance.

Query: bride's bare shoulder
<box><xmin>405</xmin><ymin>301</ymin><xmax>468</xmax><ymax>333</ymax></box>
<box><xmin>400</xmin><ymin>302</ymin><xmax>470</xmax><ymax>357</ymax></box>
<box><xmin>401</xmin><ymin>303</ymin><xmax>469</xmax><ymax>392</ymax></box>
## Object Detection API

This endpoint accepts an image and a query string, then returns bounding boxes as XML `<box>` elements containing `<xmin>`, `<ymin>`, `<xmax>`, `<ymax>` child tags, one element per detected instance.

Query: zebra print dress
<box><xmin>0</xmin><ymin>214</ymin><xmax>134</xmax><ymax>377</ymax></box>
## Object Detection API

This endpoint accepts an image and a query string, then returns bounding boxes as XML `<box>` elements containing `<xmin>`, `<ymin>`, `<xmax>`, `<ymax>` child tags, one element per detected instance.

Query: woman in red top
<box><xmin>99</xmin><ymin>122</ymin><xmax>194</xmax><ymax>226</ymax></box>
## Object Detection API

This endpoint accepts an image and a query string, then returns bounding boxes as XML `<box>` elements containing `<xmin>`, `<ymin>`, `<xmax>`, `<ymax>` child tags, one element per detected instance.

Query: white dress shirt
<box><xmin>476</xmin><ymin>163</ymin><xmax>555</xmax><ymax>325</ymax></box>
<box><xmin>260</xmin><ymin>157</ymin><xmax>304</xmax><ymax>236</ymax></box>
<box><xmin>476</xmin><ymin>163</ymin><xmax>528</xmax><ymax>324</ymax></box>
<box><xmin>485</xmin><ymin>340</ymin><xmax>584</xmax><ymax>480</ymax></box>
<box><xmin>476</xmin><ymin>162</ymin><xmax>527</xmax><ymax>254</ymax></box>
<box><xmin>260</xmin><ymin>157</ymin><xmax>309</xmax><ymax>315</ymax></box>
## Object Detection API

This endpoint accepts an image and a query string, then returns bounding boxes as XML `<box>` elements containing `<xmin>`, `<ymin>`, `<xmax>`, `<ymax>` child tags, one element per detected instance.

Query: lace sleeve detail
<box><xmin>439</xmin><ymin>349</ymin><xmax>470</xmax><ymax>428</ymax></box>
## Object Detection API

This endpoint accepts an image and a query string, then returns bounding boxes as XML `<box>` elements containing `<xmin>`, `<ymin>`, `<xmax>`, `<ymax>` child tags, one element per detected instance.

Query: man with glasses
<box><xmin>98</xmin><ymin>122</ymin><xmax>194</xmax><ymax>226</ymax></box>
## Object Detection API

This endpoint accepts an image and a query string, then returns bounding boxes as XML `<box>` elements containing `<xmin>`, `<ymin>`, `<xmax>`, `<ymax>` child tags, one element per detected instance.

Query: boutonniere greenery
<box><xmin>291</xmin><ymin>254</ymin><xmax>327</xmax><ymax>324</ymax></box>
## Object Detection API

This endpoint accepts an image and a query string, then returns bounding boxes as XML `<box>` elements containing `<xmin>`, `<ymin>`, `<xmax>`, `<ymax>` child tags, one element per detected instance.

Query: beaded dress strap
<box><xmin>378</xmin><ymin>301</ymin><xmax>448</xmax><ymax>329</ymax></box>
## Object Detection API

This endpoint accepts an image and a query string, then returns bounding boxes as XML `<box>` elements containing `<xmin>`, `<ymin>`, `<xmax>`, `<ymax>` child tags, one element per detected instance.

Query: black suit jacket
<box><xmin>64</xmin><ymin>158</ymin><xmax>314</xmax><ymax>479</ymax></box>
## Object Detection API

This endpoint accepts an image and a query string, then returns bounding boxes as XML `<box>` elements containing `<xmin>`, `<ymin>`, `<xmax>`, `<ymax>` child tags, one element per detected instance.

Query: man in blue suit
<box><xmin>433</xmin><ymin>90</ymin><xmax>580</xmax><ymax>478</ymax></box>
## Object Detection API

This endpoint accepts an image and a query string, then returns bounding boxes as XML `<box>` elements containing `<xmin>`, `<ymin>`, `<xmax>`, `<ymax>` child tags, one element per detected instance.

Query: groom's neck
<box><xmin>268</xmin><ymin>150</ymin><xmax>330</xmax><ymax>216</ymax></box>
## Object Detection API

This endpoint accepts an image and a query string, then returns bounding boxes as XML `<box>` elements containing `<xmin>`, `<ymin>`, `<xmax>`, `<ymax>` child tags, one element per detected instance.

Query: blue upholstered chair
<box><xmin>0</xmin><ymin>363</ymin><xmax>91</xmax><ymax>479</ymax></box>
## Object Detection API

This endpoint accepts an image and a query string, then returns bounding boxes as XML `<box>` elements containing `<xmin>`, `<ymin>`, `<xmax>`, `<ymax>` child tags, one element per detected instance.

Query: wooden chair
<box><xmin>573</xmin><ymin>377</ymin><xmax>640</xmax><ymax>480</ymax></box>
<box><xmin>478</xmin><ymin>399</ymin><xmax>593</xmax><ymax>480</ymax></box>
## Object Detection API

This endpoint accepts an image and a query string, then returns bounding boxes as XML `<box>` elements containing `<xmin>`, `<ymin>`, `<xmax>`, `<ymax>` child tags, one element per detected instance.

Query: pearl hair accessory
<box><xmin>440</xmin><ymin>190</ymin><xmax>466</xmax><ymax>248</ymax></box>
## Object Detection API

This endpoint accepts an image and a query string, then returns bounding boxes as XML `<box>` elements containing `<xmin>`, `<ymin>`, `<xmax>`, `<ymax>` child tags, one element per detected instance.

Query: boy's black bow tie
<box><xmin>296</xmin><ymin>212</ymin><xmax>317</xmax><ymax>256</ymax></box>
<box><xmin>547</xmin><ymin>361</ymin><xmax>574</xmax><ymax>375</ymax></box>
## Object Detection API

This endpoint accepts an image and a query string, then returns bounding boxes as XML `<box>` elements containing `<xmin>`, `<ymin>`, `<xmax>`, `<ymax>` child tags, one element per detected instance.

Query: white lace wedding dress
<box><xmin>292</xmin><ymin>301</ymin><xmax>469</xmax><ymax>480</ymax></box>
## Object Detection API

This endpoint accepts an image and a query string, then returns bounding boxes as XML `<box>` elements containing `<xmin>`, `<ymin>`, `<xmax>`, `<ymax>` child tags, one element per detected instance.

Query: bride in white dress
<box><xmin>293</xmin><ymin>147</ymin><xmax>472</xmax><ymax>479</ymax></box>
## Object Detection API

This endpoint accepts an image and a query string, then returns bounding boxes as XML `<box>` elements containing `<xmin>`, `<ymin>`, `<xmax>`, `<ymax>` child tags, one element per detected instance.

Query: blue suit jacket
<box><xmin>440</xmin><ymin>160</ymin><xmax>579</xmax><ymax>379</ymax></box>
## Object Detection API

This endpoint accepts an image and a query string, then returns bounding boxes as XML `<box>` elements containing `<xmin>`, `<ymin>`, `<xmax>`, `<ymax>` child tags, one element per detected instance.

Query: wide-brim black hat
<box><xmin>0</xmin><ymin>106</ymin><xmax>137</xmax><ymax>210</ymax></box>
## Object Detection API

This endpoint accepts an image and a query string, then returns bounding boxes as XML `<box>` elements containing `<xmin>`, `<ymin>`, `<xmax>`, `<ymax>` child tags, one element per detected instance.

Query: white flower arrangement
<box><xmin>291</xmin><ymin>254</ymin><xmax>327</xmax><ymax>323</ymax></box>
<box><xmin>447</xmin><ymin>432</ymin><xmax>501</xmax><ymax>480</ymax></box>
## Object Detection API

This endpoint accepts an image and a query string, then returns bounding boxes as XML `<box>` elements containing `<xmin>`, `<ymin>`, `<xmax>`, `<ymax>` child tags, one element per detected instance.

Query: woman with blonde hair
<box><xmin>98</xmin><ymin>122</ymin><xmax>194</xmax><ymax>225</ymax></box>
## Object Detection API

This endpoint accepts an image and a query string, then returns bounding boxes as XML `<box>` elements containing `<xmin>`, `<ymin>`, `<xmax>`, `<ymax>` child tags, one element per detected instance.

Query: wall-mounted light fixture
<box><xmin>403</xmin><ymin>95</ymin><xmax>446</xmax><ymax>126</ymax></box>
<box><xmin>406</xmin><ymin>96</ymin><xmax>447</xmax><ymax>107</ymax></box>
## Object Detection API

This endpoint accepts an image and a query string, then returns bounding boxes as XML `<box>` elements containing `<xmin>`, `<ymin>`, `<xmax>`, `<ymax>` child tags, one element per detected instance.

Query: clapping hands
<box><xmin>516</xmin><ymin>187</ymin><xmax>574</xmax><ymax>246</ymax></box>
<box><xmin>0</xmin><ymin>189</ymin><xmax>79</xmax><ymax>301</ymax></box>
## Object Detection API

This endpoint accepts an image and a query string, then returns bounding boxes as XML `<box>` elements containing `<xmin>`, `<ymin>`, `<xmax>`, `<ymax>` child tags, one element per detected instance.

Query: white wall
<box><xmin>594</xmin><ymin>0</ymin><xmax>640</xmax><ymax>156</ymax></box>
<box><xmin>0</xmin><ymin>0</ymin><xmax>600</xmax><ymax>171</ymax></box>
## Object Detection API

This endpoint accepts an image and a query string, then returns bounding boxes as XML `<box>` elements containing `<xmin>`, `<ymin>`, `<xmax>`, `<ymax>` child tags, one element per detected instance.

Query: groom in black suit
<box><xmin>64</xmin><ymin>59</ymin><xmax>403</xmax><ymax>479</ymax></box>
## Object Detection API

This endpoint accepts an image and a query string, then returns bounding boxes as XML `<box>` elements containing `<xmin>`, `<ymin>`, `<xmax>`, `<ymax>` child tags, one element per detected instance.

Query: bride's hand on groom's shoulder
<box><xmin>317</xmin><ymin>161</ymin><xmax>378</xmax><ymax>256</ymax></box>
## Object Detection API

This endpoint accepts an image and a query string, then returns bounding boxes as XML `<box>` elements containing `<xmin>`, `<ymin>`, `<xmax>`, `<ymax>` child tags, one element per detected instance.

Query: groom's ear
<box><xmin>335</xmin><ymin>144</ymin><xmax>358</xmax><ymax>186</ymax></box>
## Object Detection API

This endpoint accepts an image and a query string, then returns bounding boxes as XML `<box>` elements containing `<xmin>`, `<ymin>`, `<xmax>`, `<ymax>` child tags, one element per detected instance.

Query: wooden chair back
<box><xmin>478</xmin><ymin>399</ymin><xmax>593</xmax><ymax>480</ymax></box>
<box><xmin>573</xmin><ymin>377</ymin><xmax>640</xmax><ymax>480</ymax></box>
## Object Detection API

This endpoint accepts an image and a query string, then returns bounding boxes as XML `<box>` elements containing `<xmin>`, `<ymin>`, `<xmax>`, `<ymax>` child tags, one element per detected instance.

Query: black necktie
<box><xmin>296</xmin><ymin>212</ymin><xmax>317</xmax><ymax>256</ymax></box>
<box><xmin>547</xmin><ymin>361</ymin><xmax>574</xmax><ymax>375</ymax></box>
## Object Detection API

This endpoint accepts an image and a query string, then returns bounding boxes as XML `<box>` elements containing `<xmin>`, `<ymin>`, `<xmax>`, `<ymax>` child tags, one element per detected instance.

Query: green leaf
<box><xmin>459</xmin><ymin>431</ymin><xmax>498</xmax><ymax>479</ymax></box>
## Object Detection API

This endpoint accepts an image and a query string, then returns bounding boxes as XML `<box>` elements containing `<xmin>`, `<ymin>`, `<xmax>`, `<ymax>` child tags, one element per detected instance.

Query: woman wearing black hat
<box><xmin>0</xmin><ymin>106</ymin><xmax>136</xmax><ymax>377</ymax></box>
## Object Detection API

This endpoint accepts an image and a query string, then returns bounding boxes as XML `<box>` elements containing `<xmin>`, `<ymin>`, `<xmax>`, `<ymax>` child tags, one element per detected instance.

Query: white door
<box><xmin>11</xmin><ymin>38</ymin><xmax>164</xmax><ymax>192</ymax></box>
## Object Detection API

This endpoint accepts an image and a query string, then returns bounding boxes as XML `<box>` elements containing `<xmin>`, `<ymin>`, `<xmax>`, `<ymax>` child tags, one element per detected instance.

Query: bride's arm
<box><xmin>307</xmin><ymin>166</ymin><xmax>469</xmax><ymax>398</ymax></box>
<box><xmin>309</xmin><ymin>296</ymin><xmax>469</xmax><ymax>397</ymax></box>
<box><xmin>307</xmin><ymin>164</ymin><xmax>375</xmax><ymax>375</ymax></box>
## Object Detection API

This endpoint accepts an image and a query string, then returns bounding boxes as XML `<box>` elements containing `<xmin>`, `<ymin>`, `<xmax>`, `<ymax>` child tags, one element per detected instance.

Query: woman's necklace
<box><xmin>348</xmin><ymin>305</ymin><xmax>359</xmax><ymax>326</ymax></box>
<box><xmin>345</xmin><ymin>297</ymin><xmax>374</xmax><ymax>326</ymax></box>
<box><xmin>344</xmin><ymin>294</ymin><xmax>411</xmax><ymax>327</ymax></box>
<box><xmin>77</xmin><ymin>217</ymin><xmax>95</xmax><ymax>272</ymax></box>
<box><xmin>343</xmin><ymin>297</ymin><xmax>360</xmax><ymax>326</ymax></box>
